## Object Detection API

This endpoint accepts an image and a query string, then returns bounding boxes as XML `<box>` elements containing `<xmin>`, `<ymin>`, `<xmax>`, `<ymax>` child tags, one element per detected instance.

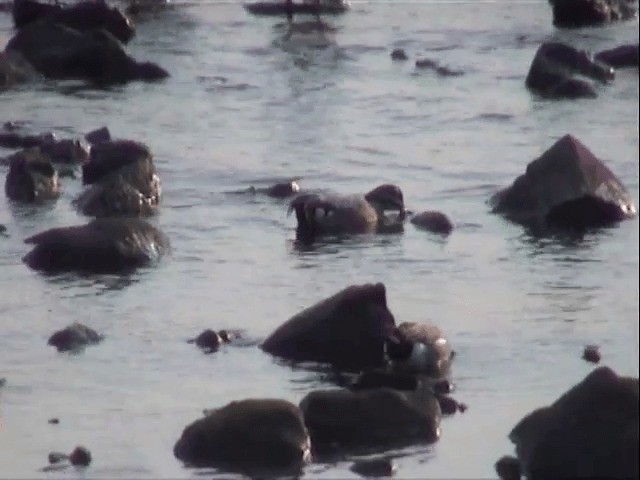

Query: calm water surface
<box><xmin>0</xmin><ymin>1</ymin><xmax>638</xmax><ymax>478</ymax></box>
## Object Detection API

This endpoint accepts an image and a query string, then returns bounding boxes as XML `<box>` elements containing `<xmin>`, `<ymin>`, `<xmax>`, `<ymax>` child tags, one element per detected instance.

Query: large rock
<box><xmin>596</xmin><ymin>44</ymin><xmax>640</xmax><ymax>68</ymax></box>
<box><xmin>261</xmin><ymin>283</ymin><xmax>397</xmax><ymax>371</ymax></box>
<box><xmin>4</xmin><ymin>20</ymin><xmax>168</xmax><ymax>85</ymax></box>
<box><xmin>22</xmin><ymin>217</ymin><xmax>170</xmax><ymax>273</ymax></box>
<box><xmin>74</xmin><ymin>140</ymin><xmax>161</xmax><ymax>217</ymax></box>
<box><xmin>504</xmin><ymin>367</ymin><xmax>638</xmax><ymax>480</ymax></box>
<box><xmin>549</xmin><ymin>0</ymin><xmax>637</xmax><ymax>28</ymax></box>
<box><xmin>526</xmin><ymin>42</ymin><xmax>614</xmax><ymax>99</ymax></box>
<box><xmin>12</xmin><ymin>0</ymin><xmax>135</xmax><ymax>44</ymax></box>
<box><xmin>300</xmin><ymin>386</ymin><xmax>441</xmax><ymax>453</ymax></box>
<box><xmin>0</xmin><ymin>50</ymin><xmax>39</xmax><ymax>89</ymax></box>
<box><xmin>48</xmin><ymin>323</ymin><xmax>103</xmax><ymax>352</ymax></box>
<box><xmin>490</xmin><ymin>134</ymin><xmax>636</xmax><ymax>229</ymax></box>
<box><xmin>174</xmin><ymin>399</ymin><xmax>311</xmax><ymax>474</ymax></box>
<box><xmin>4</xmin><ymin>147</ymin><xmax>60</xmax><ymax>202</ymax></box>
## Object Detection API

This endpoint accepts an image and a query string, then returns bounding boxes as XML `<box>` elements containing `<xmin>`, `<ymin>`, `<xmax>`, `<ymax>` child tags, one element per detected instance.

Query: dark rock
<box><xmin>84</xmin><ymin>126</ymin><xmax>111</xmax><ymax>145</ymax></box>
<box><xmin>12</xmin><ymin>0</ymin><xmax>135</xmax><ymax>44</ymax></box>
<box><xmin>390</xmin><ymin>48</ymin><xmax>408</xmax><ymax>61</ymax></box>
<box><xmin>75</xmin><ymin>140</ymin><xmax>160</xmax><ymax>217</ymax></box>
<box><xmin>432</xmin><ymin>379</ymin><xmax>454</xmax><ymax>395</ymax></box>
<box><xmin>410</xmin><ymin>211</ymin><xmax>453</xmax><ymax>235</ymax></box>
<box><xmin>0</xmin><ymin>50</ymin><xmax>40</xmax><ymax>89</ymax></box>
<box><xmin>386</xmin><ymin>322</ymin><xmax>453</xmax><ymax>378</ymax></box>
<box><xmin>300</xmin><ymin>386</ymin><xmax>441</xmax><ymax>453</ymax></box>
<box><xmin>265</xmin><ymin>181</ymin><xmax>300</xmax><ymax>198</ymax></box>
<box><xmin>415</xmin><ymin>58</ymin><xmax>463</xmax><ymax>76</ymax></box>
<box><xmin>595</xmin><ymin>44</ymin><xmax>639</xmax><ymax>68</ymax></box>
<box><xmin>508</xmin><ymin>366</ymin><xmax>638</xmax><ymax>480</ymax></box>
<box><xmin>549</xmin><ymin>0</ymin><xmax>637</xmax><ymax>28</ymax></box>
<box><xmin>0</xmin><ymin>377</ymin><xmax>6</xmax><ymax>387</ymax></box>
<box><xmin>457</xmin><ymin>402</ymin><xmax>468</xmax><ymax>413</ymax></box>
<box><xmin>47</xmin><ymin>322</ymin><xmax>103</xmax><ymax>352</ymax></box>
<box><xmin>495</xmin><ymin>455</ymin><xmax>521</xmax><ymax>480</ymax></box>
<box><xmin>4</xmin><ymin>148</ymin><xmax>60</xmax><ymax>202</ymax></box>
<box><xmin>5</xmin><ymin>20</ymin><xmax>168</xmax><ymax>85</ymax></box>
<box><xmin>174</xmin><ymin>399</ymin><xmax>311</xmax><ymax>474</ymax></box>
<box><xmin>350</xmin><ymin>458</ymin><xmax>396</xmax><ymax>478</ymax></box>
<box><xmin>437</xmin><ymin>395</ymin><xmax>459</xmax><ymax>415</ymax></box>
<box><xmin>582</xmin><ymin>345</ymin><xmax>601</xmax><ymax>363</ymax></box>
<box><xmin>69</xmin><ymin>446</ymin><xmax>91</xmax><ymax>466</ymax></box>
<box><xmin>526</xmin><ymin>42</ymin><xmax>614</xmax><ymax>99</ymax></box>
<box><xmin>490</xmin><ymin>134</ymin><xmax>636</xmax><ymax>229</ymax></box>
<box><xmin>261</xmin><ymin>283</ymin><xmax>397</xmax><ymax>371</ymax></box>
<box><xmin>39</xmin><ymin>139</ymin><xmax>90</xmax><ymax>164</ymax></box>
<box><xmin>48</xmin><ymin>418</ymin><xmax>60</xmax><ymax>424</ymax></box>
<box><xmin>415</xmin><ymin>58</ymin><xmax>438</xmax><ymax>69</ymax></box>
<box><xmin>188</xmin><ymin>329</ymin><xmax>241</xmax><ymax>353</ymax></box>
<box><xmin>23</xmin><ymin>217</ymin><xmax>170</xmax><ymax>274</ymax></box>
<box><xmin>48</xmin><ymin>452</ymin><xmax>68</xmax><ymax>464</ymax></box>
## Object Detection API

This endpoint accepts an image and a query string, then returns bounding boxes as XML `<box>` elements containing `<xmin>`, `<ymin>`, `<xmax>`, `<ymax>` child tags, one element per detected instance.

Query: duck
<box><xmin>287</xmin><ymin>184</ymin><xmax>405</xmax><ymax>240</ymax></box>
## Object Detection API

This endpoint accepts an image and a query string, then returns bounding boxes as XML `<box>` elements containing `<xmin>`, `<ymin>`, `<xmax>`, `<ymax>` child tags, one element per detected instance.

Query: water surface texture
<box><xmin>1</xmin><ymin>1</ymin><xmax>638</xmax><ymax>478</ymax></box>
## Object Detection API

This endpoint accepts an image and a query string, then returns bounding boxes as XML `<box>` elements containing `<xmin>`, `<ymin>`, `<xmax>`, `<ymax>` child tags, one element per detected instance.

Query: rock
<box><xmin>261</xmin><ymin>283</ymin><xmax>397</xmax><ymax>371</ymax></box>
<box><xmin>69</xmin><ymin>446</ymin><xmax>91</xmax><ymax>466</ymax></box>
<box><xmin>526</xmin><ymin>42</ymin><xmax>614</xmax><ymax>99</ymax></box>
<box><xmin>0</xmin><ymin>50</ymin><xmax>40</xmax><ymax>89</ymax></box>
<box><xmin>4</xmin><ymin>147</ymin><xmax>60</xmax><ymax>202</ymax></box>
<box><xmin>0</xmin><ymin>377</ymin><xmax>6</xmax><ymax>387</ymax></box>
<box><xmin>490</xmin><ymin>134</ymin><xmax>636</xmax><ymax>229</ymax></box>
<box><xmin>350</xmin><ymin>458</ymin><xmax>396</xmax><ymax>478</ymax></box>
<box><xmin>410</xmin><ymin>211</ymin><xmax>453</xmax><ymax>235</ymax></box>
<box><xmin>595</xmin><ymin>44</ymin><xmax>639</xmax><ymax>68</ymax></box>
<box><xmin>48</xmin><ymin>418</ymin><xmax>60</xmax><ymax>424</ymax></box>
<box><xmin>48</xmin><ymin>452</ymin><xmax>68</xmax><ymax>464</ymax></box>
<box><xmin>582</xmin><ymin>345</ymin><xmax>601</xmax><ymax>364</ymax></box>
<box><xmin>432</xmin><ymin>379</ymin><xmax>454</xmax><ymax>395</ymax></box>
<box><xmin>23</xmin><ymin>217</ymin><xmax>170</xmax><ymax>273</ymax></box>
<box><xmin>495</xmin><ymin>455</ymin><xmax>522</xmax><ymax>480</ymax></box>
<box><xmin>47</xmin><ymin>322</ymin><xmax>103</xmax><ymax>352</ymax></box>
<box><xmin>390</xmin><ymin>48</ymin><xmax>408</xmax><ymax>61</ymax></box>
<box><xmin>174</xmin><ymin>399</ymin><xmax>311</xmax><ymax>474</ymax></box>
<box><xmin>415</xmin><ymin>58</ymin><xmax>464</xmax><ymax>77</ymax></box>
<box><xmin>386</xmin><ymin>322</ymin><xmax>453</xmax><ymax>378</ymax></box>
<box><xmin>84</xmin><ymin>126</ymin><xmax>111</xmax><ymax>145</ymax></box>
<box><xmin>436</xmin><ymin>394</ymin><xmax>463</xmax><ymax>415</ymax></box>
<box><xmin>507</xmin><ymin>366</ymin><xmax>638</xmax><ymax>480</ymax></box>
<box><xmin>5</xmin><ymin>20</ymin><xmax>169</xmax><ymax>85</ymax></box>
<box><xmin>549</xmin><ymin>0</ymin><xmax>637</xmax><ymax>28</ymax></box>
<box><xmin>300</xmin><ymin>386</ymin><xmax>441</xmax><ymax>453</ymax></box>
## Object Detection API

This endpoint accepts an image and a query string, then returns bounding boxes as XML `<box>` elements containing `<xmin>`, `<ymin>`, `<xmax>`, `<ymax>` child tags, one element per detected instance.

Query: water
<box><xmin>0</xmin><ymin>1</ymin><xmax>638</xmax><ymax>478</ymax></box>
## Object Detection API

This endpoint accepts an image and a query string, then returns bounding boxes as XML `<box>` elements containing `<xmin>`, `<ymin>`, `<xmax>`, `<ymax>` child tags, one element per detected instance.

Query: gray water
<box><xmin>0</xmin><ymin>1</ymin><xmax>638</xmax><ymax>478</ymax></box>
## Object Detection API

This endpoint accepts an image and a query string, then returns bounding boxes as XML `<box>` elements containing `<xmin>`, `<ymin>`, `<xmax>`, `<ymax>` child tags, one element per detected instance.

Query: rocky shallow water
<box><xmin>0</xmin><ymin>1</ymin><xmax>638</xmax><ymax>478</ymax></box>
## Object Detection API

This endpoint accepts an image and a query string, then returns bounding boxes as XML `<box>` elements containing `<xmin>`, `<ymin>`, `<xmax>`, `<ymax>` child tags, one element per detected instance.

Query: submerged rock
<box><xmin>548</xmin><ymin>0</ymin><xmax>637</xmax><ymax>28</ymax></box>
<box><xmin>505</xmin><ymin>366</ymin><xmax>638</xmax><ymax>480</ymax></box>
<box><xmin>174</xmin><ymin>399</ymin><xmax>311</xmax><ymax>474</ymax></box>
<box><xmin>582</xmin><ymin>345</ymin><xmax>601</xmax><ymax>364</ymax></box>
<box><xmin>410</xmin><ymin>211</ymin><xmax>453</xmax><ymax>235</ymax></box>
<box><xmin>390</xmin><ymin>48</ymin><xmax>408</xmax><ymax>61</ymax></box>
<box><xmin>47</xmin><ymin>323</ymin><xmax>103</xmax><ymax>352</ymax></box>
<box><xmin>490</xmin><ymin>134</ymin><xmax>636</xmax><ymax>229</ymax></box>
<box><xmin>0</xmin><ymin>50</ymin><xmax>40</xmax><ymax>89</ymax></box>
<box><xmin>595</xmin><ymin>44</ymin><xmax>639</xmax><ymax>68</ymax></box>
<box><xmin>4</xmin><ymin>148</ymin><xmax>60</xmax><ymax>202</ymax></box>
<box><xmin>350</xmin><ymin>458</ymin><xmax>396</xmax><ymax>478</ymax></box>
<box><xmin>187</xmin><ymin>329</ymin><xmax>241</xmax><ymax>353</ymax></box>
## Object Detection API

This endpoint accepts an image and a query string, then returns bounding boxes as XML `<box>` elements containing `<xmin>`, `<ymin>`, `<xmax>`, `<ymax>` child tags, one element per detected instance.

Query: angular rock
<box><xmin>507</xmin><ymin>366</ymin><xmax>638</xmax><ymax>480</ymax></box>
<box><xmin>549</xmin><ymin>0</ymin><xmax>637</xmax><ymax>28</ymax></box>
<box><xmin>300</xmin><ymin>386</ymin><xmax>441</xmax><ymax>453</ymax></box>
<box><xmin>261</xmin><ymin>283</ymin><xmax>397</xmax><ymax>371</ymax></box>
<box><xmin>5</xmin><ymin>20</ymin><xmax>168</xmax><ymax>85</ymax></box>
<box><xmin>526</xmin><ymin>42</ymin><xmax>614</xmax><ymax>99</ymax></box>
<box><xmin>23</xmin><ymin>217</ymin><xmax>170</xmax><ymax>273</ymax></box>
<box><xmin>410</xmin><ymin>211</ymin><xmax>453</xmax><ymax>235</ymax></box>
<box><xmin>4</xmin><ymin>147</ymin><xmax>60</xmax><ymax>202</ymax></box>
<box><xmin>490</xmin><ymin>134</ymin><xmax>636</xmax><ymax>229</ymax></box>
<box><xmin>595</xmin><ymin>44</ymin><xmax>639</xmax><ymax>68</ymax></box>
<box><xmin>48</xmin><ymin>323</ymin><xmax>103</xmax><ymax>352</ymax></box>
<box><xmin>174</xmin><ymin>399</ymin><xmax>311</xmax><ymax>474</ymax></box>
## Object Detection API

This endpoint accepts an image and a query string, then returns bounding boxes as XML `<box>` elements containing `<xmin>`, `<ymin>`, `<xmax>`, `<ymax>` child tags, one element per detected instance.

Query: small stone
<box><xmin>415</xmin><ymin>58</ymin><xmax>438</xmax><ymax>69</ymax></box>
<box><xmin>437</xmin><ymin>395</ymin><xmax>458</xmax><ymax>415</ymax></box>
<box><xmin>582</xmin><ymin>345</ymin><xmax>601</xmax><ymax>364</ymax></box>
<box><xmin>0</xmin><ymin>377</ymin><xmax>6</xmax><ymax>387</ymax></box>
<box><xmin>48</xmin><ymin>452</ymin><xmax>68</xmax><ymax>464</ymax></box>
<box><xmin>391</xmin><ymin>48</ymin><xmax>408</xmax><ymax>61</ymax></box>
<box><xmin>495</xmin><ymin>455</ymin><xmax>521</xmax><ymax>480</ymax></box>
<box><xmin>69</xmin><ymin>446</ymin><xmax>91</xmax><ymax>467</ymax></box>
<box><xmin>48</xmin><ymin>418</ymin><xmax>60</xmax><ymax>425</ymax></box>
<box><xmin>457</xmin><ymin>402</ymin><xmax>468</xmax><ymax>413</ymax></box>
<box><xmin>350</xmin><ymin>458</ymin><xmax>396</xmax><ymax>478</ymax></box>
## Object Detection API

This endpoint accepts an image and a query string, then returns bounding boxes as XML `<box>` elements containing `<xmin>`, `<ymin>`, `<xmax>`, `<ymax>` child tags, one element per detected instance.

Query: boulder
<box><xmin>0</xmin><ymin>50</ymin><xmax>39</xmax><ymax>89</ymax></box>
<box><xmin>4</xmin><ymin>147</ymin><xmax>60</xmax><ymax>202</ymax></box>
<box><xmin>410</xmin><ymin>211</ymin><xmax>453</xmax><ymax>235</ymax></box>
<box><xmin>48</xmin><ymin>323</ymin><xmax>103</xmax><ymax>352</ymax></box>
<box><xmin>549</xmin><ymin>0</ymin><xmax>637</xmax><ymax>28</ymax></box>
<box><xmin>490</xmin><ymin>134</ymin><xmax>636</xmax><ymax>229</ymax></box>
<box><xmin>596</xmin><ymin>44</ymin><xmax>639</xmax><ymax>68</ymax></box>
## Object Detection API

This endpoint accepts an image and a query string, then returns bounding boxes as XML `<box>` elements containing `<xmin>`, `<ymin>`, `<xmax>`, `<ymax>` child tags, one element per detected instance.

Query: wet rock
<box><xmin>75</xmin><ymin>140</ymin><xmax>161</xmax><ymax>217</ymax></box>
<box><xmin>300</xmin><ymin>386</ymin><xmax>441</xmax><ymax>453</ymax></box>
<box><xmin>415</xmin><ymin>58</ymin><xmax>464</xmax><ymax>77</ymax></box>
<box><xmin>386</xmin><ymin>322</ymin><xmax>453</xmax><ymax>378</ymax></box>
<box><xmin>410</xmin><ymin>211</ymin><xmax>453</xmax><ymax>235</ymax></box>
<box><xmin>0</xmin><ymin>377</ymin><xmax>6</xmax><ymax>387</ymax></box>
<box><xmin>69</xmin><ymin>446</ymin><xmax>91</xmax><ymax>466</ymax></box>
<box><xmin>48</xmin><ymin>323</ymin><xmax>103</xmax><ymax>353</ymax></box>
<box><xmin>436</xmin><ymin>394</ymin><xmax>466</xmax><ymax>415</ymax></box>
<box><xmin>249</xmin><ymin>180</ymin><xmax>301</xmax><ymax>198</ymax></box>
<box><xmin>48</xmin><ymin>452</ymin><xmax>68</xmax><ymax>464</ymax></box>
<box><xmin>595</xmin><ymin>44</ymin><xmax>639</xmax><ymax>68</ymax></box>
<box><xmin>549</xmin><ymin>0</ymin><xmax>637</xmax><ymax>28</ymax></box>
<box><xmin>5</xmin><ymin>20</ymin><xmax>168</xmax><ymax>85</ymax></box>
<box><xmin>495</xmin><ymin>455</ymin><xmax>521</xmax><ymax>480</ymax></box>
<box><xmin>526</xmin><ymin>42</ymin><xmax>614</xmax><ymax>99</ymax></box>
<box><xmin>350</xmin><ymin>458</ymin><xmax>396</xmax><ymax>478</ymax></box>
<box><xmin>4</xmin><ymin>148</ymin><xmax>60</xmax><ymax>202</ymax></box>
<box><xmin>48</xmin><ymin>418</ymin><xmax>60</xmax><ymax>424</ymax></box>
<box><xmin>490</xmin><ymin>134</ymin><xmax>636</xmax><ymax>229</ymax></box>
<box><xmin>507</xmin><ymin>366</ymin><xmax>638</xmax><ymax>480</ymax></box>
<box><xmin>457</xmin><ymin>401</ymin><xmax>468</xmax><ymax>413</ymax></box>
<box><xmin>582</xmin><ymin>345</ymin><xmax>601</xmax><ymax>363</ymax></box>
<box><xmin>187</xmin><ymin>329</ymin><xmax>241</xmax><ymax>353</ymax></box>
<box><xmin>23</xmin><ymin>217</ymin><xmax>170</xmax><ymax>274</ymax></box>
<box><xmin>390</xmin><ymin>48</ymin><xmax>408</xmax><ymax>61</ymax></box>
<box><xmin>261</xmin><ymin>283</ymin><xmax>397</xmax><ymax>371</ymax></box>
<box><xmin>432</xmin><ymin>378</ymin><xmax>455</xmax><ymax>395</ymax></box>
<box><xmin>0</xmin><ymin>50</ymin><xmax>40</xmax><ymax>89</ymax></box>
<box><xmin>415</xmin><ymin>58</ymin><xmax>438</xmax><ymax>69</ymax></box>
<box><xmin>84</xmin><ymin>126</ymin><xmax>111</xmax><ymax>145</ymax></box>
<box><xmin>174</xmin><ymin>399</ymin><xmax>311</xmax><ymax>474</ymax></box>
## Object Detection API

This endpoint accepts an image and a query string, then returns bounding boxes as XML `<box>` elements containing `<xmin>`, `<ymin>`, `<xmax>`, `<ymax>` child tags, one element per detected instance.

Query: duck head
<box><xmin>364</xmin><ymin>184</ymin><xmax>405</xmax><ymax>216</ymax></box>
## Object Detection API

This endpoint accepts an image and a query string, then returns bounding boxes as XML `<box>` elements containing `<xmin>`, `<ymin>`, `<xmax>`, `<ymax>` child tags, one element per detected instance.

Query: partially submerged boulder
<box><xmin>410</xmin><ymin>211</ymin><xmax>453</xmax><ymax>235</ymax></box>
<box><xmin>490</xmin><ymin>134</ymin><xmax>636</xmax><ymax>229</ymax></box>
<box><xmin>596</xmin><ymin>44</ymin><xmax>639</xmax><ymax>68</ymax></box>
<box><xmin>5</xmin><ymin>20</ymin><xmax>168</xmax><ymax>85</ymax></box>
<box><xmin>48</xmin><ymin>323</ymin><xmax>103</xmax><ymax>352</ymax></box>
<box><xmin>261</xmin><ymin>283</ymin><xmax>397</xmax><ymax>371</ymax></box>
<box><xmin>548</xmin><ymin>0</ymin><xmax>637</xmax><ymax>28</ymax></box>
<box><xmin>0</xmin><ymin>50</ymin><xmax>40</xmax><ymax>89</ymax></box>
<box><xmin>23</xmin><ymin>217</ymin><xmax>170</xmax><ymax>273</ymax></box>
<box><xmin>174</xmin><ymin>399</ymin><xmax>311</xmax><ymax>474</ymax></box>
<box><xmin>526</xmin><ymin>42</ymin><xmax>614</xmax><ymax>99</ymax></box>
<box><xmin>4</xmin><ymin>148</ymin><xmax>60</xmax><ymax>202</ymax></box>
<box><xmin>300</xmin><ymin>386</ymin><xmax>441</xmax><ymax>453</ymax></box>
<box><xmin>503</xmin><ymin>366</ymin><xmax>638</xmax><ymax>480</ymax></box>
